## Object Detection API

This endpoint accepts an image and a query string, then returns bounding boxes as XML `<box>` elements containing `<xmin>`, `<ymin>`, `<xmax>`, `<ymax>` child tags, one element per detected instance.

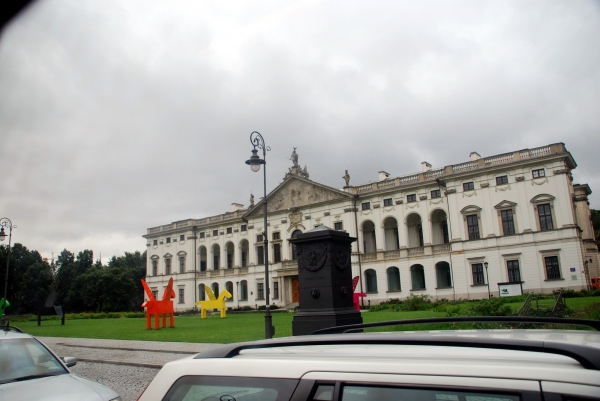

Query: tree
<box><xmin>0</xmin><ymin>243</ymin><xmax>44</xmax><ymax>313</ymax></box>
<box><xmin>17</xmin><ymin>262</ymin><xmax>54</xmax><ymax>313</ymax></box>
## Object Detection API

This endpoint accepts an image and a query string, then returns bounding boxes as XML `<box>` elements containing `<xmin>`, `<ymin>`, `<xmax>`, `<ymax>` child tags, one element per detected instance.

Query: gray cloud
<box><xmin>1</xmin><ymin>0</ymin><xmax>599</xmax><ymax>260</ymax></box>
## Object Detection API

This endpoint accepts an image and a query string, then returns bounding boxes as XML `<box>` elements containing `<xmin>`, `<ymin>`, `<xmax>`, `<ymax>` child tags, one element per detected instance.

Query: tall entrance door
<box><xmin>291</xmin><ymin>277</ymin><xmax>300</xmax><ymax>303</ymax></box>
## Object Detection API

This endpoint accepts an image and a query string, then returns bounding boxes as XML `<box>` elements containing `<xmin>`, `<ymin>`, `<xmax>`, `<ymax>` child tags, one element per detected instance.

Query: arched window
<box><xmin>199</xmin><ymin>283</ymin><xmax>206</xmax><ymax>301</ymax></box>
<box><xmin>435</xmin><ymin>262</ymin><xmax>452</xmax><ymax>288</ymax></box>
<box><xmin>406</xmin><ymin>214</ymin><xmax>423</xmax><ymax>248</ymax></box>
<box><xmin>410</xmin><ymin>264</ymin><xmax>425</xmax><ymax>290</ymax></box>
<box><xmin>240</xmin><ymin>280</ymin><xmax>248</xmax><ymax>301</ymax></box>
<box><xmin>240</xmin><ymin>240</ymin><xmax>249</xmax><ymax>267</ymax></box>
<box><xmin>365</xmin><ymin>269</ymin><xmax>378</xmax><ymax>293</ymax></box>
<box><xmin>387</xmin><ymin>267</ymin><xmax>401</xmax><ymax>291</ymax></box>
<box><xmin>362</xmin><ymin>221</ymin><xmax>377</xmax><ymax>253</ymax></box>
<box><xmin>226</xmin><ymin>242</ymin><xmax>234</xmax><ymax>269</ymax></box>
<box><xmin>212</xmin><ymin>244</ymin><xmax>220</xmax><ymax>270</ymax></box>
<box><xmin>430</xmin><ymin>210</ymin><xmax>449</xmax><ymax>245</ymax></box>
<box><xmin>291</xmin><ymin>230</ymin><xmax>302</xmax><ymax>260</ymax></box>
<box><xmin>212</xmin><ymin>282</ymin><xmax>219</xmax><ymax>295</ymax></box>
<box><xmin>199</xmin><ymin>246</ymin><xmax>207</xmax><ymax>271</ymax></box>
<box><xmin>383</xmin><ymin>218</ymin><xmax>399</xmax><ymax>251</ymax></box>
<box><xmin>225</xmin><ymin>281</ymin><xmax>234</xmax><ymax>301</ymax></box>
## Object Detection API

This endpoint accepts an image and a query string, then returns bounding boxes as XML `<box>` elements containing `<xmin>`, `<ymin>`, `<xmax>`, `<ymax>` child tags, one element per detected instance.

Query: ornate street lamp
<box><xmin>0</xmin><ymin>218</ymin><xmax>16</xmax><ymax>326</ymax></box>
<box><xmin>484</xmin><ymin>261</ymin><xmax>491</xmax><ymax>299</ymax></box>
<box><xmin>245</xmin><ymin>131</ymin><xmax>274</xmax><ymax>339</ymax></box>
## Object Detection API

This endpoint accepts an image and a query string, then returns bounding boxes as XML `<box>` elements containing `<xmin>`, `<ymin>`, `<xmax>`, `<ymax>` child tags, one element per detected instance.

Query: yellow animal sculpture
<box><xmin>195</xmin><ymin>287</ymin><xmax>232</xmax><ymax>318</ymax></box>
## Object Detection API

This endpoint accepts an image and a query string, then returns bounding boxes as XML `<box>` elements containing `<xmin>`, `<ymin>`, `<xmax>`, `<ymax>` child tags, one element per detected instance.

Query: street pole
<box><xmin>245</xmin><ymin>131</ymin><xmax>274</xmax><ymax>339</ymax></box>
<box><xmin>0</xmin><ymin>218</ymin><xmax>16</xmax><ymax>327</ymax></box>
<box><xmin>484</xmin><ymin>261</ymin><xmax>491</xmax><ymax>299</ymax></box>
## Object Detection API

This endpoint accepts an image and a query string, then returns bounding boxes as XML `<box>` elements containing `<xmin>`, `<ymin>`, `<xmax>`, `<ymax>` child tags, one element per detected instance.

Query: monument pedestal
<box><xmin>289</xmin><ymin>226</ymin><xmax>362</xmax><ymax>336</ymax></box>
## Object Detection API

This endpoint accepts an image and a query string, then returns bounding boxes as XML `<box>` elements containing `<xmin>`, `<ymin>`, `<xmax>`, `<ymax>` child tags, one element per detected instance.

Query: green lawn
<box><xmin>12</xmin><ymin>297</ymin><xmax>599</xmax><ymax>344</ymax></box>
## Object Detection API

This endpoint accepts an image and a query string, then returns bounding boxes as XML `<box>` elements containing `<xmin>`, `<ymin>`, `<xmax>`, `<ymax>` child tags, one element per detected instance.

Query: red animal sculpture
<box><xmin>141</xmin><ymin>277</ymin><xmax>176</xmax><ymax>330</ymax></box>
<box><xmin>352</xmin><ymin>276</ymin><xmax>366</xmax><ymax>311</ymax></box>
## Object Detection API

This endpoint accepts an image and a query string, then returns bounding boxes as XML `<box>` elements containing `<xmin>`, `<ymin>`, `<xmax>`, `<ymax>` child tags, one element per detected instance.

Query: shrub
<box><xmin>466</xmin><ymin>298</ymin><xmax>512</xmax><ymax>316</ymax></box>
<box><xmin>403</xmin><ymin>294</ymin><xmax>431</xmax><ymax>311</ymax></box>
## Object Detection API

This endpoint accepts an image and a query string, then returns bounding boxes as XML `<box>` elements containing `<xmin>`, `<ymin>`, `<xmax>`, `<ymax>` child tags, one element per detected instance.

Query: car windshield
<box><xmin>0</xmin><ymin>338</ymin><xmax>68</xmax><ymax>384</ymax></box>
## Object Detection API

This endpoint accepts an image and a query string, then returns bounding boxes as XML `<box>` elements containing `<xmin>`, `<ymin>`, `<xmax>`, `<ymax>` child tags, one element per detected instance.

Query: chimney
<box><xmin>421</xmin><ymin>161</ymin><xmax>432</xmax><ymax>172</ymax></box>
<box><xmin>378</xmin><ymin>171</ymin><xmax>390</xmax><ymax>181</ymax></box>
<box><xmin>470</xmin><ymin>152</ymin><xmax>481</xmax><ymax>161</ymax></box>
<box><xmin>231</xmin><ymin>203</ymin><xmax>244</xmax><ymax>212</ymax></box>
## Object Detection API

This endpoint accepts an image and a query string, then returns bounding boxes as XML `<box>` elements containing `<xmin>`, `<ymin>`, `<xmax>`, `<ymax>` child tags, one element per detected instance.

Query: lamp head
<box><xmin>245</xmin><ymin>148</ymin><xmax>265</xmax><ymax>172</ymax></box>
<box><xmin>0</xmin><ymin>227</ymin><xmax>5</xmax><ymax>242</ymax></box>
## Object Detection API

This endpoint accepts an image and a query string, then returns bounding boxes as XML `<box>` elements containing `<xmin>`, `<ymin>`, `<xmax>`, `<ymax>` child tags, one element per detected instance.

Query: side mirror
<box><xmin>61</xmin><ymin>356</ymin><xmax>77</xmax><ymax>367</ymax></box>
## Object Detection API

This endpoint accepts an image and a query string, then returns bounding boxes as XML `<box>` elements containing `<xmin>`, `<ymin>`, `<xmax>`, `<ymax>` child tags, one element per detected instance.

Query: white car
<box><xmin>138</xmin><ymin>317</ymin><xmax>600</xmax><ymax>401</ymax></box>
<box><xmin>0</xmin><ymin>326</ymin><xmax>121</xmax><ymax>401</ymax></box>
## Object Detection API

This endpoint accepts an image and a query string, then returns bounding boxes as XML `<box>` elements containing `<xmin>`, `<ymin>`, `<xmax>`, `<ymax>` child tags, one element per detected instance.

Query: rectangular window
<box><xmin>200</xmin><ymin>260</ymin><xmax>206</xmax><ymax>271</ymax></box>
<box><xmin>241</xmin><ymin>251</ymin><xmax>247</xmax><ymax>267</ymax></box>
<box><xmin>212</xmin><ymin>230</ymin><xmax>218</xmax><ymax>236</ymax></box>
<box><xmin>430</xmin><ymin>189</ymin><xmax>441</xmax><ymax>198</ymax></box>
<box><xmin>165</xmin><ymin>259</ymin><xmax>171</xmax><ymax>275</ymax></box>
<box><xmin>472</xmin><ymin>263</ymin><xmax>485</xmax><ymax>285</ymax></box>
<box><xmin>496</xmin><ymin>175</ymin><xmax>509</xmax><ymax>185</ymax></box>
<box><xmin>257</xmin><ymin>246</ymin><xmax>264</xmax><ymax>265</ymax></box>
<box><xmin>213</xmin><ymin>254</ymin><xmax>219</xmax><ymax>270</ymax></box>
<box><xmin>383</xmin><ymin>198</ymin><xmax>393</xmax><ymax>206</ymax></box>
<box><xmin>152</xmin><ymin>260</ymin><xmax>157</xmax><ymax>276</ymax></box>
<box><xmin>501</xmin><ymin>209</ymin><xmax>515</xmax><ymax>235</ymax></box>
<box><xmin>273</xmin><ymin>232</ymin><xmax>280</xmax><ymax>240</ymax></box>
<box><xmin>257</xmin><ymin>234</ymin><xmax>264</xmax><ymax>242</ymax></box>
<box><xmin>241</xmin><ymin>224</ymin><xmax>247</xmax><ymax>232</ymax></box>
<box><xmin>467</xmin><ymin>215</ymin><xmax>480</xmax><ymax>240</ymax></box>
<box><xmin>362</xmin><ymin>202</ymin><xmax>370</xmax><ymax>210</ymax></box>
<box><xmin>538</xmin><ymin>203</ymin><xmax>553</xmax><ymax>231</ymax></box>
<box><xmin>545</xmin><ymin>256</ymin><xmax>561</xmax><ymax>279</ymax></box>
<box><xmin>153</xmin><ymin>239</ymin><xmax>157</xmax><ymax>246</ymax></box>
<box><xmin>180</xmin><ymin>234</ymin><xmax>185</xmax><ymax>241</ymax></box>
<box><xmin>178</xmin><ymin>288</ymin><xmax>184</xmax><ymax>304</ymax></box>
<box><xmin>273</xmin><ymin>281</ymin><xmax>279</xmax><ymax>299</ymax></box>
<box><xmin>179</xmin><ymin>257</ymin><xmax>185</xmax><ymax>273</ymax></box>
<box><xmin>334</xmin><ymin>222</ymin><xmax>343</xmax><ymax>230</ymax></box>
<box><xmin>166</xmin><ymin>237</ymin><xmax>171</xmax><ymax>244</ymax></box>
<box><xmin>257</xmin><ymin>283</ymin><xmax>264</xmax><ymax>299</ymax></box>
<box><xmin>407</xmin><ymin>194</ymin><xmax>416</xmax><ymax>203</ymax></box>
<box><xmin>152</xmin><ymin>290</ymin><xmax>158</xmax><ymax>300</ymax></box>
<box><xmin>273</xmin><ymin>243</ymin><xmax>281</xmax><ymax>263</ymax></box>
<box><xmin>532</xmin><ymin>168</ymin><xmax>545</xmax><ymax>178</ymax></box>
<box><xmin>199</xmin><ymin>232</ymin><xmax>205</xmax><ymax>239</ymax></box>
<box><xmin>507</xmin><ymin>260</ymin><xmax>521</xmax><ymax>282</ymax></box>
<box><xmin>226</xmin><ymin>227</ymin><xmax>232</xmax><ymax>234</ymax></box>
<box><xmin>463</xmin><ymin>182</ymin><xmax>475</xmax><ymax>191</ymax></box>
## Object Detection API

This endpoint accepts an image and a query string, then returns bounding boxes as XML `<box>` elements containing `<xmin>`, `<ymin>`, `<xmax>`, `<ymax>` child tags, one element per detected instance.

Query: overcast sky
<box><xmin>0</xmin><ymin>0</ymin><xmax>599</xmax><ymax>262</ymax></box>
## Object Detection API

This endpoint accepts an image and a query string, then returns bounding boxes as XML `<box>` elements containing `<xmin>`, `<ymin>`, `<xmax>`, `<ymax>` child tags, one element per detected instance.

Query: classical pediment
<box><xmin>460</xmin><ymin>205</ymin><xmax>482</xmax><ymax>214</ymax></box>
<box><xmin>494</xmin><ymin>200</ymin><xmax>517</xmax><ymax>209</ymax></box>
<box><xmin>244</xmin><ymin>176</ymin><xmax>352</xmax><ymax>218</ymax></box>
<box><xmin>530</xmin><ymin>194</ymin><xmax>555</xmax><ymax>204</ymax></box>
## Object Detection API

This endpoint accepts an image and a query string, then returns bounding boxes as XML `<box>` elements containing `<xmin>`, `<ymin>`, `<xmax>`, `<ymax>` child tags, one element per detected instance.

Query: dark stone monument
<box><xmin>290</xmin><ymin>225</ymin><xmax>363</xmax><ymax>335</ymax></box>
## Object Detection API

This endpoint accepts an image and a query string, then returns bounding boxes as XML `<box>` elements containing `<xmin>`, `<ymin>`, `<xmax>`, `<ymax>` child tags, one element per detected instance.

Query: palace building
<box><xmin>143</xmin><ymin>143</ymin><xmax>598</xmax><ymax>311</ymax></box>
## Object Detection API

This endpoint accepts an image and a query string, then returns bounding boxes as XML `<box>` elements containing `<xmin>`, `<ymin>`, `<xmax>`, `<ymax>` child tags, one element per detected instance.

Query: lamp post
<box><xmin>0</xmin><ymin>218</ymin><xmax>16</xmax><ymax>326</ymax></box>
<box><xmin>484</xmin><ymin>261</ymin><xmax>491</xmax><ymax>299</ymax></box>
<box><xmin>245</xmin><ymin>131</ymin><xmax>274</xmax><ymax>339</ymax></box>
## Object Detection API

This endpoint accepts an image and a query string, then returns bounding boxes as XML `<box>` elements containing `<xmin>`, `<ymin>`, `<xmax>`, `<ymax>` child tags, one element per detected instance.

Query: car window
<box><xmin>0</xmin><ymin>338</ymin><xmax>67</xmax><ymax>383</ymax></box>
<box><xmin>341</xmin><ymin>385</ymin><xmax>521</xmax><ymax>401</ymax></box>
<box><xmin>163</xmin><ymin>376</ymin><xmax>299</xmax><ymax>401</ymax></box>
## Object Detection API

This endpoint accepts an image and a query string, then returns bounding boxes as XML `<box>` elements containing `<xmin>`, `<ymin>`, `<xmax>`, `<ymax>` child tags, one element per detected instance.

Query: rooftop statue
<box><xmin>285</xmin><ymin>147</ymin><xmax>310</xmax><ymax>179</ymax></box>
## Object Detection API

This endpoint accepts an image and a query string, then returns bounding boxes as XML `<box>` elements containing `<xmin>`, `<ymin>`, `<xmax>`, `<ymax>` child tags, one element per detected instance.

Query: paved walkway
<box><xmin>39</xmin><ymin>337</ymin><xmax>220</xmax><ymax>401</ymax></box>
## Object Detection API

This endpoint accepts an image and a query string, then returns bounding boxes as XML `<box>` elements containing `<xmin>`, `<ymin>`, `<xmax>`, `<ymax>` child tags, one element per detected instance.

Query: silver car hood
<box><xmin>0</xmin><ymin>373</ymin><xmax>116</xmax><ymax>401</ymax></box>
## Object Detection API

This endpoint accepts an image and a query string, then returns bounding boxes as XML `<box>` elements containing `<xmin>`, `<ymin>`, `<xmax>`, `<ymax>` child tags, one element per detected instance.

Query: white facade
<box><xmin>143</xmin><ymin>143</ymin><xmax>599</xmax><ymax>311</ymax></box>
